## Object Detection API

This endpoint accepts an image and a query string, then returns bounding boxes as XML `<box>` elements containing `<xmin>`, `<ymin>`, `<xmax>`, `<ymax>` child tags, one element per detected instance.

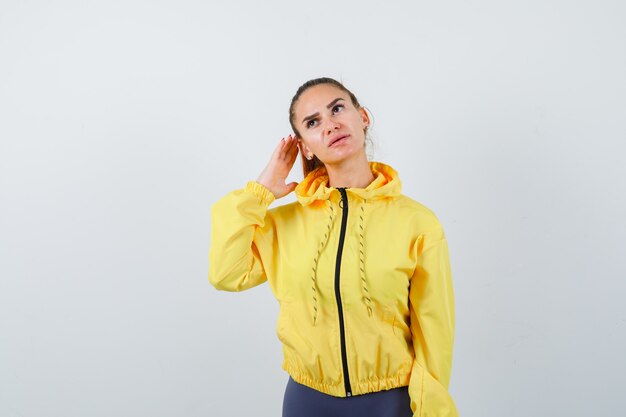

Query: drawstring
<box><xmin>311</xmin><ymin>200</ymin><xmax>335</xmax><ymax>326</ymax></box>
<box><xmin>358</xmin><ymin>198</ymin><xmax>374</xmax><ymax>318</ymax></box>
<box><xmin>310</xmin><ymin>197</ymin><xmax>373</xmax><ymax>326</ymax></box>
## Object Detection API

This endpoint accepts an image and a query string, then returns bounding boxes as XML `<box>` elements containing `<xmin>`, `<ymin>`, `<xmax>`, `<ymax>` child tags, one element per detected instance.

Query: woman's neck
<box><xmin>326</xmin><ymin>156</ymin><xmax>375</xmax><ymax>189</ymax></box>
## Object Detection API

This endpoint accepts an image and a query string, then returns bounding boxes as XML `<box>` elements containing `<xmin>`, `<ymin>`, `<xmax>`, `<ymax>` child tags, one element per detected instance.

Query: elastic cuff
<box><xmin>245</xmin><ymin>180</ymin><xmax>276</xmax><ymax>206</ymax></box>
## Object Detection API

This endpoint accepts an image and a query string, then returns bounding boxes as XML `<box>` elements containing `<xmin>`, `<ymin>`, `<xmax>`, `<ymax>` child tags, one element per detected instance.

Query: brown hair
<box><xmin>288</xmin><ymin>77</ymin><xmax>374</xmax><ymax>178</ymax></box>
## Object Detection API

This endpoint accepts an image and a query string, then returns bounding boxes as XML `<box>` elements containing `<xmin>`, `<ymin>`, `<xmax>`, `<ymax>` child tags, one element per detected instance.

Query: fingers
<box><xmin>287</xmin><ymin>134</ymin><xmax>301</xmax><ymax>163</ymax></box>
<box><xmin>275</xmin><ymin>135</ymin><xmax>290</xmax><ymax>159</ymax></box>
<box><xmin>278</xmin><ymin>133</ymin><xmax>298</xmax><ymax>161</ymax></box>
<box><xmin>287</xmin><ymin>138</ymin><xmax>300</xmax><ymax>165</ymax></box>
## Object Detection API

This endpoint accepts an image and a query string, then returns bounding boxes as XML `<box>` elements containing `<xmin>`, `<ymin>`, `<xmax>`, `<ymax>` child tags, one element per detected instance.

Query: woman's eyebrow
<box><xmin>301</xmin><ymin>97</ymin><xmax>345</xmax><ymax>125</ymax></box>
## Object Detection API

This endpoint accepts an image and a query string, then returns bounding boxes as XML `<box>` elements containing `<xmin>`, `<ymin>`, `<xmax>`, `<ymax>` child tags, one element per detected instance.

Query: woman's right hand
<box><xmin>256</xmin><ymin>133</ymin><xmax>301</xmax><ymax>200</ymax></box>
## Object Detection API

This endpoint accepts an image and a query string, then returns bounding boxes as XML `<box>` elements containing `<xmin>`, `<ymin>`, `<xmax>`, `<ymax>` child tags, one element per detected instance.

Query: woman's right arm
<box><xmin>208</xmin><ymin>132</ymin><xmax>301</xmax><ymax>292</ymax></box>
<box><xmin>208</xmin><ymin>180</ymin><xmax>277</xmax><ymax>292</ymax></box>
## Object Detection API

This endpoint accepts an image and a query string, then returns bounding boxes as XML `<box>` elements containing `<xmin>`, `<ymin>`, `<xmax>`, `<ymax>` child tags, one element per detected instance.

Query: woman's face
<box><xmin>293</xmin><ymin>84</ymin><xmax>369</xmax><ymax>165</ymax></box>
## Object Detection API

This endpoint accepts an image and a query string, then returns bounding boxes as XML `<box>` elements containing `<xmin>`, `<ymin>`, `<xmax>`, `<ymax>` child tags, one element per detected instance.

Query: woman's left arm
<box><xmin>407</xmin><ymin>226</ymin><xmax>458</xmax><ymax>417</ymax></box>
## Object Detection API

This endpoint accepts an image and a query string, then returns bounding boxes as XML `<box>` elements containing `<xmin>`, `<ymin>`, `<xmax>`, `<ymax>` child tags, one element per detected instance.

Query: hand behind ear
<box><xmin>256</xmin><ymin>134</ymin><xmax>300</xmax><ymax>199</ymax></box>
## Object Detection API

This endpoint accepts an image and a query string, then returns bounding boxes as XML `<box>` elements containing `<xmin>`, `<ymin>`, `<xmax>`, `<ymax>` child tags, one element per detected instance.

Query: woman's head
<box><xmin>289</xmin><ymin>77</ymin><xmax>374</xmax><ymax>177</ymax></box>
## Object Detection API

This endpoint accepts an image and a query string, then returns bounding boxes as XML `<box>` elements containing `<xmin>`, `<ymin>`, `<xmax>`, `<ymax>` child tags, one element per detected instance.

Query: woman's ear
<box><xmin>298</xmin><ymin>139</ymin><xmax>314</xmax><ymax>160</ymax></box>
<box><xmin>360</xmin><ymin>107</ymin><xmax>371</xmax><ymax>129</ymax></box>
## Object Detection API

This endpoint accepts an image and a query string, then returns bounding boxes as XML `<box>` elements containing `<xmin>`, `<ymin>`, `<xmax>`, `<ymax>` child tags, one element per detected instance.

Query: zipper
<box><xmin>334</xmin><ymin>187</ymin><xmax>352</xmax><ymax>397</ymax></box>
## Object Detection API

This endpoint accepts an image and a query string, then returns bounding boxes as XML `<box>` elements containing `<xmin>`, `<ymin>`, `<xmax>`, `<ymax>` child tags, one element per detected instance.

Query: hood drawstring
<box><xmin>310</xmin><ymin>197</ymin><xmax>373</xmax><ymax>326</ymax></box>
<box><xmin>358</xmin><ymin>198</ymin><xmax>374</xmax><ymax>318</ymax></box>
<box><xmin>311</xmin><ymin>200</ymin><xmax>336</xmax><ymax>326</ymax></box>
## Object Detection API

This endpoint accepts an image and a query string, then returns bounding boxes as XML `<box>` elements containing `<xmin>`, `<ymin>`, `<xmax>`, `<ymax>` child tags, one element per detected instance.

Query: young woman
<box><xmin>209</xmin><ymin>77</ymin><xmax>458</xmax><ymax>417</ymax></box>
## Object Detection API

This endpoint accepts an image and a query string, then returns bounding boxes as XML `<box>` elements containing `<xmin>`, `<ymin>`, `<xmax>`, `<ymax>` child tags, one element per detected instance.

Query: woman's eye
<box><xmin>306</xmin><ymin>104</ymin><xmax>344</xmax><ymax>128</ymax></box>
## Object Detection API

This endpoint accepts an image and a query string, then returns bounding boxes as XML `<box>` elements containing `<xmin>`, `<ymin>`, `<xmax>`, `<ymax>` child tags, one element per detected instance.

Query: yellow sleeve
<box><xmin>408</xmin><ymin>227</ymin><xmax>459</xmax><ymax>417</ymax></box>
<box><xmin>208</xmin><ymin>180</ymin><xmax>276</xmax><ymax>292</ymax></box>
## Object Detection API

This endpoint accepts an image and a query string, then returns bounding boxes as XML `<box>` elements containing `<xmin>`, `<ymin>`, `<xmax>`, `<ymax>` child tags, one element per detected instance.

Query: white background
<box><xmin>1</xmin><ymin>1</ymin><xmax>625</xmax><ymax>416</ymax></box>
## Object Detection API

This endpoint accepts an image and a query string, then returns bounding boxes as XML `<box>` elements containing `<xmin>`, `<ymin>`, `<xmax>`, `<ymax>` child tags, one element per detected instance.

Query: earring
<box><xmin>306</xmin><ymin>154</ymin><xmax>313</xmax><ymax>160</ymax></box>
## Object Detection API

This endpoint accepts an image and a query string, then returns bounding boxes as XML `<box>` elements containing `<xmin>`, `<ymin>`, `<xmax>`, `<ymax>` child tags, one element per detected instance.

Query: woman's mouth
<box><xmin>329</xmin><ymin>135</ymin><xmax>349</xmax><ymax>147</ymax></box>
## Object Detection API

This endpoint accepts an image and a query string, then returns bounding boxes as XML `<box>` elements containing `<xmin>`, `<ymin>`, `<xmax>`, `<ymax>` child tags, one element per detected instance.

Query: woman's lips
<box><xmin>329</xmin><ymin>135</ymin><xmax>349</xmax><ymax>147</ymax></box>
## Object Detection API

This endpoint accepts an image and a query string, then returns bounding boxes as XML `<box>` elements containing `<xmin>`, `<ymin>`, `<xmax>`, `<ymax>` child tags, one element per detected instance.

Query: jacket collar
<box><xmin>294</xmin><ymin>161</ymin><xmax>402</xmax><ymax>206</ymax></box>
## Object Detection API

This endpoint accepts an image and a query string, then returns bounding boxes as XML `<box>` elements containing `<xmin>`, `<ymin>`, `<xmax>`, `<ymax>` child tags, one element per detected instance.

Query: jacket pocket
<box><xmin>410</xmin><ymin>361</ymin><xmax>459</xmax><ymax>417</ymax></box>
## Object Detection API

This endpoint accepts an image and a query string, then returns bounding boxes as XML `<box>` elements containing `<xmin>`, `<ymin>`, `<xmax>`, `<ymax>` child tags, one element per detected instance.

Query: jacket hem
<box><xmin>282</xmin><ymin>360</ymin><xmax>412</xmax><ymax>398</ymax></box>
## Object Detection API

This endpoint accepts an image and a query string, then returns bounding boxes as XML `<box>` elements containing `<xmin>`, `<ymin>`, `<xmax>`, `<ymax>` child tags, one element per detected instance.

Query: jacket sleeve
<box><xmin>408</xmin><ymin>227</ymin><xmax>458</xmax><ymax>417</ymax></box>
<box><xmin>208</xmin><ymin>180</ymin><xmax>276</xmax><ymax>292</ymax></box>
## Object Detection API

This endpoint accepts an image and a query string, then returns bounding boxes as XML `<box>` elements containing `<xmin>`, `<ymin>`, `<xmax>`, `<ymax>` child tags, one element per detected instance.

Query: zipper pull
<box><xmin>337</xmin><ymin>187</ymin><xmax>347</xmax><ymax>208</ymax></box>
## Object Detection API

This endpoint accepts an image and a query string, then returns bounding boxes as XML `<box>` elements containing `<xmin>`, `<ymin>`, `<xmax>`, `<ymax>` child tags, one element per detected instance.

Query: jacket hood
<box><xmin>294</xmin><ymin>160</ymin><xmax>402</xmax><ymax>206</ymax></box>
<box><xmin>294</xmin><ymin>161</ymin><xmax>403</xmax><ymax>326</ymax></box>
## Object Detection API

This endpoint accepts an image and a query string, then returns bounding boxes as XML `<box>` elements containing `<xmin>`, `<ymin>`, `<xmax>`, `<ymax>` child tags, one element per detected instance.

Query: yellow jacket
<box><xmin>208</xmin><ymin>161</ymin><xmax>458</xmax><ymax>416</ymax></box>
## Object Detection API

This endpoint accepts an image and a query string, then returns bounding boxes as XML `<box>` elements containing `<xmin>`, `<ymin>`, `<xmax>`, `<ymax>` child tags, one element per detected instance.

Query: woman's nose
<box><xmin>325</xmin><ymin>119</ymin><xmax>340</xmax><ymax>133</ymax></box>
